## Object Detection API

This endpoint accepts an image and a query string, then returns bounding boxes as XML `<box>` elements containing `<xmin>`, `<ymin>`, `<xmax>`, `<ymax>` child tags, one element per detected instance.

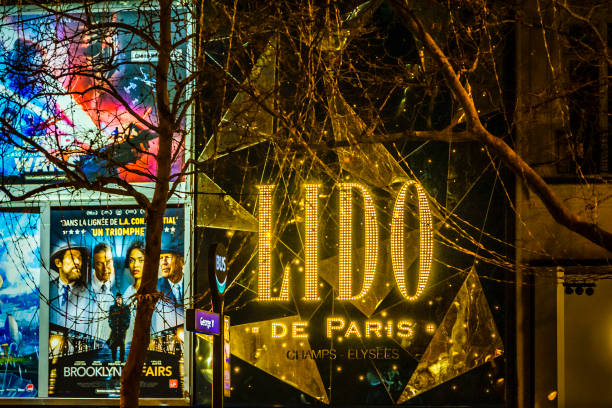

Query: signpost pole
<box><xmin>208</xmin><ymin>243</ymin><xmax>228</xmax><ymax>408</ymax></box>
<box><xmin>211</xmin><ymin>296</ymin><xmax>224</xmax><ymax>408</ymax></box>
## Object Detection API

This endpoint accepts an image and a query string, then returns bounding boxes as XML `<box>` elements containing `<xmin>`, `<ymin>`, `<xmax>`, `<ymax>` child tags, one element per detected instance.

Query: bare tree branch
<box><xmin>391</xmin><ymin>0</ymin><xmax>612</xmax><ymax>253</ymax></box>
<box><xmin>552</xmin><ymin>0</ymin><xmax>612</xmax><ymax>66</ymax></box>
<box><xmin>36</xmin><ymin>3</ymin><xmax>162</xmax><ymax>53</ymax></box>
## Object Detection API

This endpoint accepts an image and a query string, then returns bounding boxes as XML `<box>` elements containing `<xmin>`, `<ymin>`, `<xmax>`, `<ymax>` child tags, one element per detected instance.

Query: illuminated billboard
<box><xmin>48</xmin><ymin>206</ymin><xmax>185</xmax><ymax>398</ymax></box>
<box><xmin>0</xmin><ymin>211</ymin><xmax>40</xmax><ymax>397</ymax></box>
<box><xmin>0</xmin><ymin>7</ymin><xmax>187</xmax><ymax>183</ymax></box>
<box><xmin>194</xmin><ymin>140</ymin><xmax>512</xmax><ymax>406</ymax></box>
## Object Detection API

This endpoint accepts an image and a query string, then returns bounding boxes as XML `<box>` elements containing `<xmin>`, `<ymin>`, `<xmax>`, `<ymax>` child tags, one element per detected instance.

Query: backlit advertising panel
<box><xmin>194</xmin><ymin>140</ymin><xmax>513</xmax><ymax>406</ymax></box>
<box><xmin>48</xmin><ymin>207</ymin><xmax>184</xmax><ymax>398</ymax></box>
<box><xmin>0</xmin><ymin>211</ymin><xmax>40</xmax><ymax>397</ymax></box>
<box><xmin>0</xmin><ymin>6</ymin><xmax>187</xmax><ymax>183</ymax></box>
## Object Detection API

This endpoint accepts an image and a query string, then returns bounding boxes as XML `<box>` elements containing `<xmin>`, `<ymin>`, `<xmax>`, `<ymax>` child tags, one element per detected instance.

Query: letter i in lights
<box><xmin>391</xmin><ymin>181</ymin><xmax>433</xmax><ymax>301</ymax></box>
<box><xmin>257</xmin><ymin>185</ymin><xmax>289</xmax><ymax>301</ymax></box>
<box><xmin>304</xmin><ymin>184</ymin><xmax>320</xmax><ymax>301</ymax></box>
<box><xmin>338</xmin><ymin>183</ymin><xmax>378</xmax><ymax>300</ymax></box>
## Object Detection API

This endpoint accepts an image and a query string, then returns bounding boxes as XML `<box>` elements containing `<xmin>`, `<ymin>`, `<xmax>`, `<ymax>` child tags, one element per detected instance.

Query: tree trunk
<box><xmin>120</xmin><ymin>1</ymin><xmax>174</xmax><ymax>405</ymax></box>
<box><xmin>120</xmin><ymin>206</ymin><xmax>166</xmax><ymax>408</ymax></box>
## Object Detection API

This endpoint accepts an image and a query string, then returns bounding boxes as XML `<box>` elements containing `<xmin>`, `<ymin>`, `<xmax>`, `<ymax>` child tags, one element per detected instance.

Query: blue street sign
<box><xmin>186</xmin><ymin>309</ymin><xmax>220</xmax><ymax>335</ymax></box>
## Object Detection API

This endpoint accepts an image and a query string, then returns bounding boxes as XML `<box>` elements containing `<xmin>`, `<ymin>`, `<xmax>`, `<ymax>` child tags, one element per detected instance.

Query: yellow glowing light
<box><xmin>386</xmin><ymin>321</ymin><xmax>393</xmax><ymax>337</ymax></box>
<box><xmin>176</xmin><ymin>327</ymin><xmax>185</xmax><ymax>343</ymax></box>
<box><xmin>49</xmin><ymin>335</ymin><xmax>63</xmax><ymax>354</ymax></box>
<box><xmin>426</xmin><ymin>323</ymin><xmax>436</xmax><ymax>334</ymax></box>
<box><xmin>338</xmin><ymin>183</ymin><xmax>378</xmax><ymax>300</ymax></box>
<box><xmin>304</xmin><ymin>184</ymin><xmax>321</xmax><ymax>301</ymax></box>
<box><xmin>292</xmin><ymin>322</ymin><xmax>309</xmax><ymax>338</ymax></box>
<box><xmin>257</xmin><ymin>185</ymin><xmax>289</xmax><ymax>301</ymax></box>
<box><xmin>396</xmin><ymin>320</ymin><xmax>415</xmax><ymax>338</ymax></box>
<box><xmin>271</xmin><ymin>323</ymin><xmax>288</xmax><ymax>338</ymax></box>
<box><xmin>327</xmin><ymin>317</ymin><xmax>346</xmax><ymax>338</ymax></box>
<box><xmin>279</xmin><ymin>264</ymin><xmax>290</xmax><ymax>300</ymax></box>
<box><xmin>365</xmin><ymin>321</ymin><xmax>383</xmax><ymax>338</ymax></box>
<box><xmin>391</xmin><ymin>181</ymin><xmax>433</xmax><ymax>301</ymax></box>
<box><xmin>257</xmin><ymin>185</ymin><xmax>273</xmax><ymax>300</ymax></box>
<box><xmin>50</xmin><ymin>337</ymin><xmax>60</xmax><ymax>349</ymax></box>
<box><xmin>344</xmin><ymin>321</ymin><xmax>362</xmax><ymax>338</ymax></box>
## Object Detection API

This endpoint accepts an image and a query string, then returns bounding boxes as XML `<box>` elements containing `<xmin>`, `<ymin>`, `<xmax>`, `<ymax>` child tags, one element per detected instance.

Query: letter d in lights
<box><xmin>338</xmin><ymin>183</ymin><xmax>378</xmax><ymax>301</ymax></box>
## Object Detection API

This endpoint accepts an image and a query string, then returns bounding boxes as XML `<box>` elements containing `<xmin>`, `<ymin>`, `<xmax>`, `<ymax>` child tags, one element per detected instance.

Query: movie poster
<box><xmin>0</xmin><ymin>8</ymin><xmax>187</xmax><ymax>183</ymax></box>
<box><xmin>48</xmin><ymin>207</ymin><xmax>185</xmax><ymax>398</ymax></box>
<box><xmin>0</xmin><ymin>211</ymin><xmax>40</xmax><ymax>397</ymax></box>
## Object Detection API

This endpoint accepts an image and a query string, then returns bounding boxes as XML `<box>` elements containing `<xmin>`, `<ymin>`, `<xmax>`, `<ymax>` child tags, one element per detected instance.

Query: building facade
<box><xmin>516</xmin><ymin>1</ymin><xmax>612</xmax><ymax>407</ymax></box>
<box><xmin>1</xmin><ymin>0</ymin><xmax>607</xmax><ymax>406</ymax></box>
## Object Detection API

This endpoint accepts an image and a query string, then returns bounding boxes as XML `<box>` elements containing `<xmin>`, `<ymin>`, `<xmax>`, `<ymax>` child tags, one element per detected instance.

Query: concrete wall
<box><xmin>563</xmin><ymin>278</ymin><xmax>612</xmax><ymax>407</ymax></box>
<box><xmin>517</xmin><ymin>184</ymin><xmax>612</xmax><ymax>261</ymax></box>
<box><xmin>533</xmin><ymin>272</ymin><xmax>559</xmax><ymax>408</ymax></box>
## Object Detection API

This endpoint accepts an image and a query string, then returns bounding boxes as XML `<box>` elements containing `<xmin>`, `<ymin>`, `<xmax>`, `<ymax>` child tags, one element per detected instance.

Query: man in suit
<box><xmin>90</xmin><ymin>243</ymin><xmax>116</xmax><ymax>342</ymax></box>
<box><xmin>158</xmin><ymin>250</ymin><xmax>184</xmax><ymax>304</ymax></box>
<box><xmin>154</xmin><ymin>245</ymin><xmax>184</xmax><ymax>333</ymax></box>
<box><xmin>49</xmin><ymin>245</ymin><xmax>90</xmax><ymax>337</ymax></box>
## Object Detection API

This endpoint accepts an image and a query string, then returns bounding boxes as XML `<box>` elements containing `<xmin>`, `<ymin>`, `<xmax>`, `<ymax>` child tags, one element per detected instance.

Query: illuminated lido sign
<box><xmin>256</xmin><ymin>181</ymin><xmax>434</xmax><ymax>303</ymax></box>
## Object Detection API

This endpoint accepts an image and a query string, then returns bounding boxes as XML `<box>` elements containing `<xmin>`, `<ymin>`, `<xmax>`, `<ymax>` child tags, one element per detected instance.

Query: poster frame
<box><xmin>0</xmin><ymin>200</ymin><xmax>192</xmax><ymax>406</ymax></box>
<box><xmin>0</xmin><ymin>207</ymin><xmax>43</xmax><ymax>399</ymax></box>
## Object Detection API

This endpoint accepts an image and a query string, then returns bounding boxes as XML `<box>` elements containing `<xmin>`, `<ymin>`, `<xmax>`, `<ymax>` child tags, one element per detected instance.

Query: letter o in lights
<box><xmin>391</xmin><ymin>181</ymin><xmax>433</xmax><ymax>301</ymax></box>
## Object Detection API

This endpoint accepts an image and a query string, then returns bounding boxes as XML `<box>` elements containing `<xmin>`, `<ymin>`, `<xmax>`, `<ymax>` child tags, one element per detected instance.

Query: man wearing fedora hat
<box><xmin>107</xmin><ymin>292</ymin><xmax>130</xmax><ymax>362</ymax></box>
<box><xmin>49</xmin><ymin>244</ymin><xmax>90</xmax><ymax>335</ymax></box>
